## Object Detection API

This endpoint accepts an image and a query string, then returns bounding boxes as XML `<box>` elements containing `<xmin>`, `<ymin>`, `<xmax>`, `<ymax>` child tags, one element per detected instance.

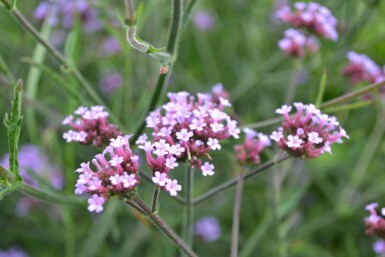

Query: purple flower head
<box><xmin>0</xmin><ymin>246</ymin><xmax>29</xmax><ymax>257</ymax></box>
<box><xmin>278</xmin><ymin>28</ymin><xmax>319</xmax><ymax>58</ymax></box>
<box><xmin>235</xmin><ymin>128</ymin><xmax>271</xmax><ymax>165</ymax></box>
<box><xmin>62</xmin><ymin>106</ymin><xmax>122</xmax><ymax>147</ymax></box>
<box><xmin>74</xmin><ymin>135</ymin><xmax>140</xmax><ymax>213</ymax></box>
<box><xmin>194</xmin><ymin>216</ymin><xmax>222</xmax><ymax>243</ymax></box>
<box><xmin>136</xmin><ymin>85</ymin><xmax>239</xmax><ymax>196</ymax></box>
<box><xmin>364</xmin><ymin>203</ymin><xmax>385</xmax><ymax>239</ymax></box>
<box><xmin>270</xmin><ymin>103</ymin><xmax>349</xmax><ymax>158</ymax></box>
<box><xmin>342</xmin><ymin>51</ymin><xmax>383</xmax><ymax>85</ymax></box>
<box><xmin>373</xmin><ymin>240</ymin><xmax>385</xmax><ymax>254</ymax></box>
<box><xmin>102</xmin><ymin>37</ymin><xmax>121</xmax><ymax>56</ymax></box>
<box><xmin>276</xmin><ymin>2</ymin><xmax>338</xmax><ymax>41</ymax></box>
<box><xmin>193</xmin><ymin>10</ymin><xmax>215</xmax><ymax>31</ymax></box>
<box><xmin>99</xmin><ymin>72</ymin><xmax>123</xmax><ymax>95</ymax></box>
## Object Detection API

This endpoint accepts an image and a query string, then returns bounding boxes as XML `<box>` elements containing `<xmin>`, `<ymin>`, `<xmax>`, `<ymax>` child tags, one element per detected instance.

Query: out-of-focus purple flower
<box><xmin>193</xmin><ymin>10</ymin><xmax>215</xmax><ymax>31</ymax></box>
<box><xmin>235</xmin><ymin>128</ymin><xmax>271</xmax><ymax>165</ymax></box>
<box><xmin>33</xmin><ymin>0</ymin><xmax>102</xmax><ymax>32</ymax></box>
<box><xmin>0</xmin><ymin>246</ymin><xmax>29</xmax><ymax>257</ymax></box>
<box><xmin>374</xmin><ymin>240</ymin><xmax>385</xmax><ymax>255</ymax></box>
<box><xmin>100</xmin><ymin>72</ymin><xmax>123</xmax><ymax>95</ymax></box>
<box><xmin>194</xmin><ymin>216</ymin><xmax>222</xmax><ymax>243</ymax></box>
<box><xmin>0</xmin><ymin>145</ymin><xmax>64</xmax><ymax>216</ymax></box>
<box><xmin>278</xmin><ymin>28</ymin><xmax>319</xmax><ymax>58</ymax></box>
<box><xmin>276</xmin><ymin>2</ymin><xmax>338</xmax><ymax>41</ymax></box>
<box><xmin>102</xmin><ymin>37</ymin><xmax>121</xmax><ymax>56</ymax></box>
<box><xmin>342</xmin><ymin>51</ymin><xmax>383</xmax><ymax>85</ymax></box>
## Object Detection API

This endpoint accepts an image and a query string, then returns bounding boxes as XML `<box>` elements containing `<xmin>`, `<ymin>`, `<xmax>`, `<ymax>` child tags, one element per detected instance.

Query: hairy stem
<box><xmin>231</xmin><ymin>172</ymin><xmax>244</xmax><ymax>257</ymax></box>
<box><xmin>132</xmin><ymin>195</ymin><xmax>198</xmax><ymax>257</ymax></box>
<box><xmin>130</xmin><ymin>0</ymin><xmax>183</xmax><ymax>143</ymax></box>
<box><xmin>182</xmin><ymin>166</ymin><xmax>194</xmax><ymax>253</ymax></box>
<box><xmin>151</xmin><ymin>186</ymin><xmax>161</xmax><ymax>213</ymax></box>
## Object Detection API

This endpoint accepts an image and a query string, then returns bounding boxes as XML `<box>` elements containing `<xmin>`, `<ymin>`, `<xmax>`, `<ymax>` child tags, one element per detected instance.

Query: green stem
<box><xmin>62</xmin><ymin>207</ymin><xmax>75</xmax><ymax>257</ymax></box>
<box><xmin>130</xmin><ymin>0</ymin><xmax>183</xmax><ymax>143</ymax></box>
<box><xmin>284</xmin><ymin>59</ymin><xmax>302</xmax><ymax>104</ymax></box>
<box><xmin>192</xmin><ymin>153</ymin><xmax>290</xmax><ymax>206</ymax></box>
<box><xmin>181</xmin><ymin>0</ymin><xmax>197</xmax><ymax>29</ymax></box>
<box><xmin>182</xmin><ymin>166</ymin><xmax>194</xmax><ymax>253</ymax></box>
<box><xmin>152</xmin><ymin>186</ymin><xmax>161</xmax><ymax>213</ymax></box>
<box><xmin>231</xmin><ymin>172</ymin><xmax>244</xmax><ymax>257</ymax></box>
<box><xmin>132</xmin><ymin>195</ymin><xmax>198</xmax><ymax>257</ymax></box>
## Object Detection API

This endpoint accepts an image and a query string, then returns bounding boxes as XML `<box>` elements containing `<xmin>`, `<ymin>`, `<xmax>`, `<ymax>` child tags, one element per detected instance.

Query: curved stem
<box><xmin>133</xmin><ymin>195</ymin><xmax>198</xmax><ymax>257</ymax></box>
<box><xmin>192</xmin><ymin>153</ymin><xmax>290</xmax><ymax>206</ymax></box>
<box><xmin>231</xmin><ymin>172</ymin><xmax>244</xmax><ymax>257</ymax></box>
<box><xmin>182</xmin><ymin>166</ymin><xmax>194</xmax><ymax>252</ymax></box>
<box><xmin>130</xmin><ymin>0</ymin><xmax>183</xmax><ymax>143</ymax></box>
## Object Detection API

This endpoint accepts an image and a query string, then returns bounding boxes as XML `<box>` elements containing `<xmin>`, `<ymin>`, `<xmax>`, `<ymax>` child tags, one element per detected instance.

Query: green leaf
<box><xmin>324</xmin><ymin>100</ymin><xmax>373</xmax><ymax>113</ymax></box>
<box><xmin>64</xmin><ymin>31</ymin><xmax>78</xmax><ymax>69</ymax></box>
<box><xmin>134</xmin><ymin>2</ymin><xmax>144</xmax><ymax>23</ymax></box>
<box><xmin>5</xmin><ymin>80</ymin><xmax>23</xmax><ymax>182</ymax></box>
<box><xmin>315</xmin><ymin>69</ymin><xmax>327</xmax><ymax>108</ymax></box>
<box><xmin>0</xmin><ymin>165</ymin><xmax>21</xmax><ymax>200</ymax></box>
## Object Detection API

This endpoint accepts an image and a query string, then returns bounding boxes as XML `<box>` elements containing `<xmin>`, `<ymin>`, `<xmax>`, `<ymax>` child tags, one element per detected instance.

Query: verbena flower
<box><xmin>276</xmin><ymin>2</ymin><xmax>338</xmax><ymax>41</ymax></box>
<box><xmin>194</xmin><ymin>216</ymin><xmax>222</xmax><ymax>243</ymax></box>
<box><xmin>34</xmin><ymin>0</ymin><xmax>102</xmax><ymax>32</ymax></box>
<box><xmin>235</xmin><ymin>128</ymin><xmax>271</xmax><ymax>165</ymax></box>
<box><xmin>99</xmin><ymin>72</ymin><xmax>123</xmax><ymax>95</ymax></box>
<box><xmin>278</xmin><ymin>28</ymin><xmax>319</xmax><ymax>58</ymax></box>
<box><xmin>136</xmin><ymin>87</ymin><xmax>240</xmax><ymax>196</ymax></box>
<box><xmin>193</xmin><ymin>10</ymin><xmax>215</xmax><ymax>31</ymax></box>
<box><xmin>342</xmin><ymin>51</ymin><xmax>384</xmax><ymax>85</ymax></box>
<box><xmin>0</xmin><ymin>145</ymin><xmax>64</xmax><ymax>216</ymax></box>
<box><xmin>62</xmin><ymin>106</ymin><xmax>122</xmax><ymax>147</ymax></box>
<box><xmin>101</xmin><ymin>37</ymin><xmax>121</xmax><ymax>56</ymax></box>
<box><xmin>74</xmin><ymin>135</ymin><xmax>139</xmax><ymax>213</ymax></box>
<box><xmin>0</xmin><ymin>246</ymin><xmax>29</xmax><ymax>257</ymax></box>
<box><xmin>270</xmin><ymin>103</ymin><xmax>349</xmax><ymax>158</ymax></box>
<box><xmin>365</xmin><ymin>203</ymin><xmax>385</xmax><ymax>240</ymax></box>
<box><xmin>373</xmin><ymin>240</ymin><xmax>385</xmax><ymax>256</ymax></box>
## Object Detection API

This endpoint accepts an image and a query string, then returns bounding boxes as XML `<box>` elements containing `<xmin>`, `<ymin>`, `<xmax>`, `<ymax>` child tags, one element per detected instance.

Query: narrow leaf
<box><xmin>315</xmin><ymin>69</ymin><xmax>327</xmax><ymax>108</ymax></box>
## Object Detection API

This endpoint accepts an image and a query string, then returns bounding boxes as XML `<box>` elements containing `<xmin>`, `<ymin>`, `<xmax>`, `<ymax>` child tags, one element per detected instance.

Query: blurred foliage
<box><xmin>0</xmin><ymin>0</ymin><xmax>385</xmax><ymax>256</ymax></box>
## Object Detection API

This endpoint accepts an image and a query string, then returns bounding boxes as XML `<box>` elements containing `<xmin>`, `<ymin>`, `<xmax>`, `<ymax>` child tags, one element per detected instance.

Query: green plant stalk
<box><xmin>181</xmin><ymin>0</ymin><xmax>197</xmax><ymax>29</ymax></box>
<box><xmin>315</xmin><ymin>69</ymin><xmax>327</xmax><ymax>108</ymax></box>
<box><xmin>285</xmin><ymin>59</ymin><xmax>302</xmax><ymax>104</ymax></box>
<box><xmin>244</xmin><ymin>79</ymin><xmax>385</xmax><ymax>130</ymax></box>
<box><xmin>152</xmin><ymin>186</ymin><xmax>161</xmax><ymax>213</ymax></box>
<box><xmin>25</xmin><ymin>17</ymin><xmax>51</xmax><ymax>143</ymax></box>
<box><xmin>1</xmin><ymin>4</ymin><xmax>120</xmax><ymax>125</ymax></box>
<box><xmin>132</xmin><ymin>195</ymin><xmax>198</xmax><ymax>257</ymax></box>
<box><xmin>231</xmin><ymin>172</ymin><xmax>244</xmax><ymax>257</ymax></box>
<box><xmin>182</xmin><ymin>166</ymin><xmax>194</xmax><ymax>253</ymax></box>
<box><xmin>62</xmin><ymin>207</ymin><xmax>75</xmax><ymax>257</ymax></box>
<box><xmin>130</xmin><ymin>0</ymin><xmax>183</xmax><ymax>143</ymax></box>
<box><xmin>192</xmin><ymin>153</ymin><xmax>290</xmax><ymax>206</ymax></box>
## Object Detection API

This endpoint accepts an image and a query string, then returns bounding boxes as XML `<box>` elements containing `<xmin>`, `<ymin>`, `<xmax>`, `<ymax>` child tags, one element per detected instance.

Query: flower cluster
<box><xmin>276</xmin><ymin>2</ymin><xmax>338</xmax><ymax>41</ymax></box>
<box><xmin>34</xmin><ymin>0</ymin><xmax>102</xmax><ymax>32</ymax></box>
<box><xmin>270</xmin><ymin>103</ymin><xmax>349</xmax><ymax>158</ymax></box>
<box><xmin>193</xmin><ymin>10</ymin><xmax>215</xmax><ymax>31</ymax></box>
<box><xmin>374</xmin><ymin>240</ymin><xmax>385</xmax><ymax>257</ymax></box>
<box><xmin>0</xmin><ymin>246</ymin><xmax>29</xmax><ymax>257</ymax></box>
<box><xmin>365</xmin><ymin>203</ymin><xmax>385</xmax><ymax>239</ymax></box>
<box><xmin>74</xmin><ymin>135</ymin><xmax>140</xmax><ymax>213</ymax></box>
<box><xmin>194</xmin><ymin>216</ymin><xmax>222</xmax><ymax>243</ymax></box>
<box><xmin>234</xmin><ymin>128</ymin><xmax>271</xmax><ymax>165</ymax></box>
<box><xmin>62</xmin><ymin>106</ymin><xmax>121</xmax><ymax>147</ymax></box>
<box><xmin>342</xmin><ymin>51</ymin><xmax>385</xmax><ymax>85</ymax></box>
<box><xmin>278</xmin><ymin>28</ymin><xmax>319</xmax><ymax>58</ymax></box>
<box><xmin>0</xmin><ymin>145</ymin><xmax>64</xmax><ymax>216</ymax></box>
<box><xmin>136</xmin><ymin>87</ymin><xmax>240</xmax><ymax>196</ymax></box>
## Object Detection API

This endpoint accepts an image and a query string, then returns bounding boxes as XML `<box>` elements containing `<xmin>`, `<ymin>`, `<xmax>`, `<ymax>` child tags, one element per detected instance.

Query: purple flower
<box><xmin>0</xmin><ymin>246</ymin><xmax>29</xmax><ymax>257</ymax></box>
<box><xmin>100</xmin><ymin>72</ymin><xmax>123</xmax><ymax>95</ymax></box>
<box><xmin>102</xmin><ymin>37</ymin><xmax>121</xmax><ymax>56</ymax></box>
<box><xmin>373</xmin><ymin>240</ymin><xmax>385</xmax><ymax>254</ymax></box>
<box><xmin>194</xmin><ymin>216</ymin><xmax>222</xmax><ymax>243</ymax></box>
<box><xmin>193</xmin><ymin>10</ymin><xmax>215</xmax><ymax>31</ymax></box>
<box><xmin>278</xmin><ymin>28</ymin><xmax>319</xmax><ymax>58</ymax></box>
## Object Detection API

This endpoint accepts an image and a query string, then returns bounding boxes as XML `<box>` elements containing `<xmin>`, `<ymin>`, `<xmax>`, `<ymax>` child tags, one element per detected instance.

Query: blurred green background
<box><xmin>1</xmin><ymin>0</ymin><xmax>385</xmax><ymax>256</ymax></box>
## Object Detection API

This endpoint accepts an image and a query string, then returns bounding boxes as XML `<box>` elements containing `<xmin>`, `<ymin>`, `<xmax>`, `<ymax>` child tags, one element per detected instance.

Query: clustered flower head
<box><xmin>365</xmin><ymin>203</ymin><xmax>385</xmax><ymax>239</ymax></box>
<box><xmin>74</xmin><ymin>135</ymin><xmax>140</xmax><ymax>213</ymax></box>
<box><xmin>276</xmin><ymin>2</ymin><xmax>338</xmax><ymax>41</ymax></box>
<box><xmin>136</xmin><ymin>87</ymin><xmax>240</xmax><ymax>196</ymax></box>
<box><xmin>193</xmin><ymin>10</ymin><xmax>216</xmax><ymax>31</ymax></box>
<box><xmin>194</xmin><ymin>216</ymin><xmax>222</xmax><ymax>243</ymax></box>
<box><xmin>278</xmin><ymin>28</ymin><xmax>319</xmax><ymax>58</ymax></box>
<box><xmin>0</xmin><ymin>145</ymin><xmax>64</xmax><ymax>216</ymax></box>
<box><xmin>34</xmin><ymin>0</ymin><xmax>102</xmax><ymax>32</ymax></box>
<box><xmin>234</xmin><ymin>128</ymin><xmax>271</xmax><ymax>165</ymax></box>
<box><xmin>0</xmin><ymin>246</ymin><xmax>29</xmax><ymax>257</ymax></box>
<box><xmin>62</xmin><ymin>106</ymin><xmax>122</xmax><ymax>147</ymax></box>
<box><xmin>270</xmin><ymin>103</ymin><xmax>349</xmax><ymax>158</ymax></box>
<box><xmin>342</xmin><ymin>51</ymin><xmax>385</xmax><ymax>85</ymax></box>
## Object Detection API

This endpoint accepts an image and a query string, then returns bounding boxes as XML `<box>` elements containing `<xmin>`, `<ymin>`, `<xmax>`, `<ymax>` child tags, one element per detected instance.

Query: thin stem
<box><xmin>231</xmin><ymin>172</ymin><xmax>244</xmax><ymax>257</ymax></box>
<box><xmin>182</xmin><ymin>166</ymin><xmax>194</xmax><ymax>252</ymax></box>
<box><xmin>124</xmin><ymin>0</ymin><xmax>135</xmax><ymax>25</ymax></box>
<box><xmin>181</xmin><ymin>0</ymin><xmax>197</xmax><ymax>29</ymax></box>
<box><xmin>130</xmin><ymin>0</ymin><xmax>183</xmax><ymax>143</ymax></box>
<box><xmin>244</xmin><ymin>80</ymin><xmax>385</xmax><ymax>130</ymax></box>
<box><xmin>284</xmin><ymin>59</ymin><xmax>302</xmax><ymax>104</ymax></box>
<box><xmin>3</xmin><ymin>6</ymin><xmax>120</xmax><ymax>125</ymax></box>
<box><xmin>192</xmin><ymin>153</ymin><xmax>290</xmax><ymax>206</ymax></box>
<box><xmin>133</xmin><ymin>195</ymin><xmax>198</xmax><ymax>257</ymax></box>
<box><xmin>152</xmin><ymin>186</ymin><xmax>161</xmax><ymax>213</ymax></box>
<box><xmin>125</xmin><ymin>199</ymin><xmax>146</xmax><ymax>215</ymax></box>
